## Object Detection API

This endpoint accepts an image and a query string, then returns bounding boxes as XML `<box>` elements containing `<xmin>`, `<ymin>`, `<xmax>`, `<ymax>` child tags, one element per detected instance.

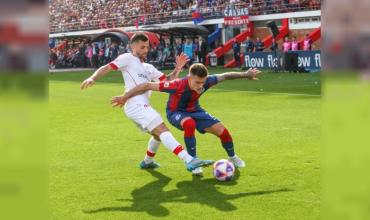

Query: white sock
<box><xmin>144</xmin><ymin>136</ymin><xmax>161</xmax><ymax>164</ymax></box>
<box><xmin>159</xmin><ymin>131</ymin><xmax>193</xmax><ymax>163</ymax></box>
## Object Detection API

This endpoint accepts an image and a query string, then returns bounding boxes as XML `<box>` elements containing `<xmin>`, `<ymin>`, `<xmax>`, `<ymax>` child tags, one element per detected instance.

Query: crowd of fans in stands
<box><xmin>49</xmin><ymin>41</ymin><xmax>123</xmax><ymax>69</ymax></box>
<box><xmin>49</xmin><ymin>36</ymin><xmax>212</xmax><ymax>69</ymax></box>
<box><xmin>49</xmin><ymin>0</ymin><xmax>321</xmax><ymax>33</ymax></box>
<box><xmin>49</xmin><ymin>32</ymin><xmax>314</xmax><ymax>69</ymax></box>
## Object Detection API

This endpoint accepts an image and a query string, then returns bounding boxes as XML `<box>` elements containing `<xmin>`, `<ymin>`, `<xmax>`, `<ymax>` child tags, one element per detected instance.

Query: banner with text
<box><xmin>224</xmin><ymin>6</ymin><xmax>249</xmax><ymax>26</ymax></box>
<box><xmin>244</xmin><ymin>50</ymin><xmax>321</xmax><ymax>71</ymax></box>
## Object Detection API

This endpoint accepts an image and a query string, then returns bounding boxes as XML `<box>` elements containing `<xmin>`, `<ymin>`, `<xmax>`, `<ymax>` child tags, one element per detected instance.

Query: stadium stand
<box><xmin>49</xmin><ymin>0</ymin><xmax>321</xmax><ymax>33</ymax></box>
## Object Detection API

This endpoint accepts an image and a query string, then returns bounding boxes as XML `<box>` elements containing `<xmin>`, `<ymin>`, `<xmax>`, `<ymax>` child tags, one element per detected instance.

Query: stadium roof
<box><xmin>137</xmin><ymin>23</ymin><xmax>210</xmax><ymax>36</ymax></box>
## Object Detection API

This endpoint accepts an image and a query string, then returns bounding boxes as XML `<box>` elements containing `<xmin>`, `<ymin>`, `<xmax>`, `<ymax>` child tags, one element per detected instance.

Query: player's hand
<box><xmin>245</xmin><ymin>68</ymin><xmax>261</xmax><ymax>80</ymax></box>
<box><xmin>110</xmin><ymin>95</ymin><xmax>128</xmax><ymax>108</ymax></box>
<box><xmin>175</xmin><ymin>53</ymin><xmax>189</xmax><ymax>71</ymax></box>
<box><xmin>81</xmin><ymin>78</ymin><xmax>95</xmax><ymax>90</ymax></box>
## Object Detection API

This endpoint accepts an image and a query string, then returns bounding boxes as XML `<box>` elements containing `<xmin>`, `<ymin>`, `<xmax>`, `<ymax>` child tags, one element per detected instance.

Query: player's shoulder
<box><xmin>206</xmin><ymin>74</ymin><xmax>218</xmax><ymax>84</ymax></box>
<box><xmin>166</xmin><ymin>78</ymin><xmax>184</xmax><ymax>87</ymax></box>
<box><xmin>167</xmin><ymin>78</ymin><xmax>183</xmax><ymax>85</ymax></box>
<box><xmin>176</xmin><ymin>77</ymin><xmax>189</xmax><ymax>88</ymax></box>
<box><xmin>116</xmin><ymin>52</ymin><xmax>134</xmax><ymax>60</ymax></box>
<box><xmin>207</xmin><ymin>74</ymin><xmax>217</xmax><ymax>80</ymax></box>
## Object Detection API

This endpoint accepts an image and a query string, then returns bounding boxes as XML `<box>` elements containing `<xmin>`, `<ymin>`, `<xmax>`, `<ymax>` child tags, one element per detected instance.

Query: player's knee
<box><xmin>152</xmin><ymin>123</ymin><xmax>169</xmax><ymax>137</ymax></box>
<box><xmin>152</xmin><ymin>135</ymin><xmax>160</xmax><ymax>141</ymax></box>
<box><xmin>219</xmin><ymin>128</ymin><xmax>233</xmax><ymax>142</ymax></box>
<box><xmin>182</xmin><ymin>118</ymin><xmax>196</xmax><ymax>130</ymax></box>
<box><xmin>182</xmin><ymin>118</ymin><xmax>196</xmax><ymax>137</ymax></box>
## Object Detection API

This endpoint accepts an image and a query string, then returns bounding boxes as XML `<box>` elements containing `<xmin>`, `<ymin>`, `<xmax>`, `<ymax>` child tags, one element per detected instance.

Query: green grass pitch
<box><xmin>49</xmin><ymin>67</ymin><xmax>320</xmax><ymax>219</ymax></box>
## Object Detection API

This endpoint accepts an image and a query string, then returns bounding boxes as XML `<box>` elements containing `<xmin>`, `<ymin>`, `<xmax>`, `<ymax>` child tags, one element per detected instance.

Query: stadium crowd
<box><xmin>49</xmin><ymin>35</ymin><xmax>214</xmax><ymax>69</ymax></box>
<box><xmin>49</xmin><ymin>32</ymin><xmax>314</xmax><ymax>69</ymax></box>
<box><xmin>49</xmin><ymin>0</ymin><xmax>321</xmax><ymax>33</ymax></box>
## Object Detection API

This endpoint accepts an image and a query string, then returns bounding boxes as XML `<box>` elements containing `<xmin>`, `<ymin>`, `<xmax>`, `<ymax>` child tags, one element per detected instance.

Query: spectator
<box><xmin>92</xmin><ymin>43</ymin><xmax>99</xmax><ymax>68</ymax></box>
<box><xmin>85</xmin><ymin>43</ymin><xmax>93</xmax><ymax>67</ymax></box>
<box><xmin>270</xmin><ymin>38</ymin><xmax>278</xmax><ymax>51</ymax></box>
<box><xmin>78</xmin><ymin>42</ymin><xmax>87</xmax><ymax>67</ymax></box>
<box><xmin>148</xmin><ymin>45</ymin><xmax>157</xmax><ymax>62</ymax></box>
<box><xmin>159</xmin><ymin>42</ymin><xmax>171</xmax><ymax>68</ymax></box>
<box><xmin>98</xmin><ymin>46</ymin><xmax>105</xmax><ymax>66</ymax></box>
<box><xmin>291</xmin><ymin>36</ymin><xmax>299</xmax><ymax>51</ymax></box>
<box><xmin>156</xmin><ymin>40</ymin><xmax>164</xmax><ymax>64</ymax></box>
<box><xmin>183</xmin><ymin>38</ymin><xmax>194</xmax><ymax>66</ymax></box>
<box><xmin>255</xmin><ymin>37</ymin><xmax>265</xmax><ymax>51</ymax></box>
<box><xmin>283</xmin><ymin>36</ymin><xmax>292</xmax><ymax>52</ymax></box>
<box><xmin>193</xmin><ymin>37</ymin><xmax>199</xmax><ymax>62</ymax></box>
<box><xmin>232</xmin><ymin>39</ymin><xmax>241</xmax><ymax>67</ymax></box>
<box><xmin>245</xmin><ymin>36</ymin><xmax>254</xmax><ymax>52</ymax></box>
<box><xmin>198</xmin><ymin>36</ymin><xmax>207</xmax><ymax>65</ymax></box>
<box><xmin>104</xmin><ymin>44</ymin><xmax>111</xmax><ymax>64</ymax></box>
<box><xmin>110</xmin><ymin>42</ymin><xmax>119</xmax><ymax>61</ymax></box>
<box><xmin>175</xmin><ymin>39</ymin><xmax>183</xmax><ymax>56</ymax></box>
<box><xmin>118</xmin><ymin>42</ymin><xmax>126</xmax><ymax>55</ymax></box>
<box><xmin>303</xmin><ymin>34</ymin><xmax>312</xmax><ymax>50</ymax></box>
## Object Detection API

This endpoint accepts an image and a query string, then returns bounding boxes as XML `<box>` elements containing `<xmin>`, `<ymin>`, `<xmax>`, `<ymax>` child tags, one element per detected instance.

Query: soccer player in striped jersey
<box><xmin>111</xmin><ymin>63</ymin><xmax>261</xmax><ymax>175</ymax></box>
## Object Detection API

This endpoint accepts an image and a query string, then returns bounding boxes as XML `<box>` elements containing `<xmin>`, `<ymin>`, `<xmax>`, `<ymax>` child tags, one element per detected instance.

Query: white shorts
<box><xmin>124</xmin><ymin>102</ymin><xmax>164</xmax><ymax>133</ymax></box>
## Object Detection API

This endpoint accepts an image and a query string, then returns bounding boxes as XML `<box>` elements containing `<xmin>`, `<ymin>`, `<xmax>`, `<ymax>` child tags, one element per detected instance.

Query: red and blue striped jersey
<box><xmin>159</xmin><ymin>75</ymin><xmax>218</xmax><ymax>112</ymax></box>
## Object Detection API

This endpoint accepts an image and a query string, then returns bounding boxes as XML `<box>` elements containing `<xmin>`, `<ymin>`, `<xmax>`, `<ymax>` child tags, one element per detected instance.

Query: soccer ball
<box><xmin>213</xmin><ymin>159</ymin><xmax>235</xmax><ymax>181</ymax></box>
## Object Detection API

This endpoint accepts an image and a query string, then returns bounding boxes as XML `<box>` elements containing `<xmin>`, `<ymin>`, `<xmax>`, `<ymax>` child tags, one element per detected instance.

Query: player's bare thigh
<box><xmin>151</xmin><ymin>122</ymin><xmax>170</xmax><ymax>137</ymax></box>
<box><xmin>204</xmin><ymin>122</ymin><xmax>225</xmax><ymax>136</ymax></box>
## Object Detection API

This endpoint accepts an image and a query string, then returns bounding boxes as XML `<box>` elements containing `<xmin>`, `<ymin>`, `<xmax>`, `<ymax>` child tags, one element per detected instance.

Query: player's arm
<box><xmin>215</xmin><ymin>67</ymin><xmax>261</xmax><ymax>83</ymax></box>
<box><xmin>110</xmin><ymin>82</ymin><xmax>160</xmax><ymax>107</ymax></box>
<box><xmin>80</xmin><ymin>64</ymin><xmax>114</xmax><ymax>90</ymax></box>
<box><xmin>165</xmin><ymin>53</ymin><xmax>189</xmax><ymax>80</ymax></box>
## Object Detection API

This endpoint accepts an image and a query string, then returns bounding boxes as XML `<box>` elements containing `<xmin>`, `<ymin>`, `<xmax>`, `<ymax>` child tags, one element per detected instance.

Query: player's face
<box><xmin>131</xmin><ymin>40</ymin><xmax>149</xmax><ymax>60</ymax></box>
<box><xmin>188</xmin><ymin>75</ymin><xmax>207</xmax><ymax>94</ymax></box>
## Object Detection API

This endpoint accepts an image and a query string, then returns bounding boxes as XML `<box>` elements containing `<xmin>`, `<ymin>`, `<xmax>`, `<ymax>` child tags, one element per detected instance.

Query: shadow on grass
<box><xmin>84</xmin><ymin>169</ymin><xmax>292</xmax><ymax>217</ymax></box>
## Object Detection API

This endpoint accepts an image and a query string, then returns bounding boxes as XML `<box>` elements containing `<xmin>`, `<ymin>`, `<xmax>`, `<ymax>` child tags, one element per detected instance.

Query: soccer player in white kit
<box><xmin>80</xmin><ymin>33</ymin><xmax>213</xmax><ymax>171</ymax></box>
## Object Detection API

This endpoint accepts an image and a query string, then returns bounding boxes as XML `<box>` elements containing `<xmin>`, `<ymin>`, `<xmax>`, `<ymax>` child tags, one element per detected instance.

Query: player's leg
<box><xmin>180</xmin><ymin>117</ymin><xmax>203</xmax><ymax>176</ymax></box>
<box><xmin>204</xmin><ymin>122</ymin><xmax>246</xmax><ymax>168</ymax></box>
<box><xmin>140</xmin><ymin>134</ymin><xmax>161</xmax><ymax>169</ymax></box>
<box><xmin>123</xmin><ymin>103</ymin><xmax>163</xmax><ymax>169</ymax></box>
<box><xmin>124</xmin><ymin>103</ymin><xmax>213</xmax><ymax>171</ymax></box>
<box><xmin>151</xmin><ymin>123</ymin><xmax>192</xmax><ymax>163</ymax></box>
<box><xmin>151</xmin><ymin>123</ymin><xmax>213</xmax><ymax>171</ymax></box>
<box><xmin>180</xmin><ymin>117</ymin><xmax>197</xmax><ymax>157</ymax></box>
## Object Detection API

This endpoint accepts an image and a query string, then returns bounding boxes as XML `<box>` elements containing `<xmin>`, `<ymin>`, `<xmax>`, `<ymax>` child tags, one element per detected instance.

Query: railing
<box><xmin>49</xmin><ymin>2</ymin><xmax>321</xmax><ymax>34</ymax></box>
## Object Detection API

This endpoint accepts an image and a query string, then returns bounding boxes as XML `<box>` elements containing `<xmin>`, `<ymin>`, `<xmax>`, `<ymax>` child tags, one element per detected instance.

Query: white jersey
<box><xmin>109</xmin><ymin>53</ymin><xmax>165</xmax><ymax>105</ymax></box>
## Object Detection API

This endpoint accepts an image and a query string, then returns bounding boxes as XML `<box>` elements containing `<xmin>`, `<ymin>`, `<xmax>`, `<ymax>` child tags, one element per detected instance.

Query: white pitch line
<box><xmin>212</xmin><ymin>88</ymin><xmax>321</xmax><ymax>97</ymax></box>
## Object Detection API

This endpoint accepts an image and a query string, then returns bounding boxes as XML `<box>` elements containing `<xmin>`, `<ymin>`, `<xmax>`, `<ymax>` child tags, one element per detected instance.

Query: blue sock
<box><xmin>222</xmin><ymin>141</ymin><xmax>235</xmax><ymax>157</ymax></box>
<box><xmin>184</xmin><ymin>136</ymin><xmax>196</xmax><ymax>157</ymax></box>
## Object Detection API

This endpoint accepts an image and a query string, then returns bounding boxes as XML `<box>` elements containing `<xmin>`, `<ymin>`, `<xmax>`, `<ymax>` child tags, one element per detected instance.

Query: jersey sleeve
<box><xmin>159</xmin><ymin>79</ymin><xmax>180</xmax><ymax>94</ymax></box>
<box><xmin>109</xmin><ymin>53</ymin><xmax>131</xmax><ymax>70</ymax></box>
<box><xmin>145</xmin><ymin>63</ymin><xmax>167</xmax><ymax>82</ymax></box>
<box><xmin>204</xmin><ymin>75</ymin><xmax>218</xmax><ymax>89</ymax></box>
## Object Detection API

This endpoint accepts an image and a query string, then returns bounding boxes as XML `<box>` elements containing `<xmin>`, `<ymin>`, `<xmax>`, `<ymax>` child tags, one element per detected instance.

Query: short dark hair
<box><xmin>130</xmin><ymin>33</ymin><xmax>149</xmax><ymax>44</ymax></box>
<box><xmin>189</xmin><ymin>63</ymin><xmax>208</xmax><ymax>78</ymax></box>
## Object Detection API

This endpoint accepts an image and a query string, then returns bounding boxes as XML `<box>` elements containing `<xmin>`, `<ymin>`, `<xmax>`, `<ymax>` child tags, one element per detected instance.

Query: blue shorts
<box><xmin>167</xmin><ymin>110</ymin><xmax>220</xmax><ymax>134</ymax></box>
